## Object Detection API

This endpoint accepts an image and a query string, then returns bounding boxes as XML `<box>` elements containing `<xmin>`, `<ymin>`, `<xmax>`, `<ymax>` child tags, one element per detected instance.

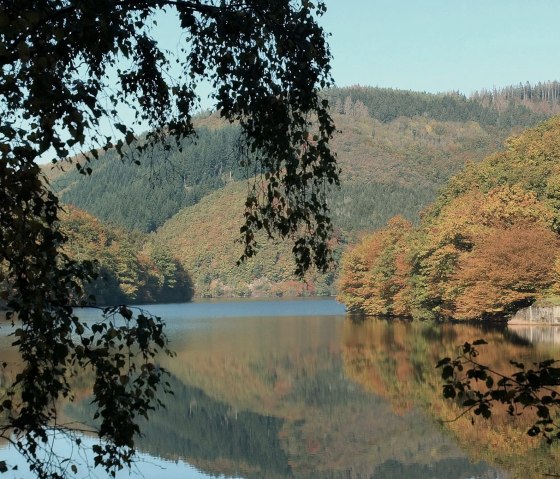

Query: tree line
<box><xmin>324</xmin><ymin>84</ymin><xmax>553</xmax><ymax>128</ymax></box>
<box><xmin>472</xmin><ymin>81</ymin><xmax>560</xmax><ymax>108</ymax></box>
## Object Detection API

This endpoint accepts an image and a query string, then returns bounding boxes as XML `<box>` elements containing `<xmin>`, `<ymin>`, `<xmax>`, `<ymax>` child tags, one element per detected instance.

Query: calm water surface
<box><xmin>1</xmin><ymin>298</ymin><xmax>559</xmax><ymax>479</ymax></box>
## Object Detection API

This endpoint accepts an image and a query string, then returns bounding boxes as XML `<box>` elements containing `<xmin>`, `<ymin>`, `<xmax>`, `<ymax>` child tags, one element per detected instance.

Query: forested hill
<box><xmin>47</xmin><ymin>123</ymin><xmax>245</xmax><ymax>232</ymax></box>
<box><xmin>45</xmin><ymin>83</ymin><xmax>560</xmax><ymax>298</ymax></box>
<box><xmin>338</xmin><ymin>116</ymin><xmax>560</xmax><ymax>320</ymax></box>
<box><xmin>46</xmin><ymin>83</ymin><xmax>560</xmax><ymax>235</ymax></box>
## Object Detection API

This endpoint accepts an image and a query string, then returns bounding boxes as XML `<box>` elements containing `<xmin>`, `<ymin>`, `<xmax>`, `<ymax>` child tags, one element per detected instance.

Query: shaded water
<box><xmin>1</xmin><ymin>299</ymin><xmax>559</xmax><ymax>479</ymax></box>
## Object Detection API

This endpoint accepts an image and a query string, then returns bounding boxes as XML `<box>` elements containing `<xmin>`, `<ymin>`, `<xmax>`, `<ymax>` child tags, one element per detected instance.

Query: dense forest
<box><xmin>49</xmin><ymin>123</ymin><xmax>246</xmax><ymax>232</ymax></box>
<box><xmin>48</xmin><ymin>83</ymin><xmax>560</xmax><ymax>232</ymax></box>
<box><xmin>44</xmin><ymin>82</ymin><xmax>560</xmax><ymax>299</ymax></box>
<box><xmin>338</xmin><ymin>116</ymin><xmax>560</xmax><ymax>320</ymax></box>
<box><xmin>60</xmin><ymin>207</ymin><xmax>193</xmax><ymax>304</ymax></box>
<box><xmin>149</xmin><ymin>182</ymin><xmax>340</xmax><ymax>297</ymax></box>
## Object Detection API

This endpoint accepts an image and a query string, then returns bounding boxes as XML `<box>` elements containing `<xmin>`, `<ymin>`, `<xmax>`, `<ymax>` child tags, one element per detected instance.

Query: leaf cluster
<box><xmin>437</xmin><ymin>340</ymin><xmax>560</xmax><ymax>444</ymax></box>
<box><xmin>1</xmin><ymin>0</ymin><xmax>339</xmax><ymax>476</ymax></box>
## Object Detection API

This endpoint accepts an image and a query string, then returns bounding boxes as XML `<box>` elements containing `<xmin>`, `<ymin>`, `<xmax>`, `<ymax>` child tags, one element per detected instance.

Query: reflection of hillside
<box><xmin>134</xmin><ymin>377</ymin><xmax>291</xmax><ymax>479</ymax></box>
<box><xmin>342</xmin><ymin>320</ymin><xmax>560</xmax><ymax>479</ymax></box>
<box><xmin>69</xmin><ymin>368</ymin><xmax>495</xmax><ymax>479</ymax></box>
<box><xmin>160</xmin><ymin>315</ymin><xmax>345</xmax><ymax>418</ymax></box>
<box><xmin>371</xmin><ymin>459</ymin><xmax>499</xmax><ymax>479</ymax></box>
<box><xmin>2</xmin><ymin>311</ymin><xmax>523</xmax><ymax>479</ymax></box>
<box><xmin>131</xmin><ymin>315</ymin><xmax>497</xmax><ymax>479</ymax></box>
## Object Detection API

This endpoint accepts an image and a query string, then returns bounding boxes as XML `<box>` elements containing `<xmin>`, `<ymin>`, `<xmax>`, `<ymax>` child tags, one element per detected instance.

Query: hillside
<box><xmin>151</xmin><ymin>182</ymin><xmax>338</xmax><ymax>297</ymax></box>
<box><xmin>45</xmin><ymin>83</ymin><xmax>560</xmax><ymax>298</ymax></box>
<box><xmin>338</xmin><ymin>116</ymin><xmax>560</xmax><ymax>320</ymax></box>
<box><xmin>46</xmin><ymin>84</ymin><xmax>560</xmax><ymax>233</ymax></box>
<box><xmin>45</xmin><ymin>125</ymin><xmax>246</xmax><ymax>232</ymax></box>
<box><xmin>60</xmin><ymin>207</ymin><xmax>193</xmax><ymax>304</ymax></box>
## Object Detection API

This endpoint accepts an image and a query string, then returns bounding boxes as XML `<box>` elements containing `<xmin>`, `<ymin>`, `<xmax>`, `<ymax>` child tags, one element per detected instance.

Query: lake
<box><xmin>1</xmin><ymin>298</ymin><xmax>559</xmax><ymax>479</ymax></box>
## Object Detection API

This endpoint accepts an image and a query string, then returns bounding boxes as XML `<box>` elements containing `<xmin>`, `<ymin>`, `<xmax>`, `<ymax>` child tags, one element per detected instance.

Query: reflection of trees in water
<box><xmin>371</xmin><ymin>459</ymin><xmax>501</xmax><ymax>479</ymax></box>
<box><xmin>154</xmin><ymin>316</ymin><xmax>496</xmax><ymax>477</ymax></box>
<box><xmin>67</xmin><ymin>375</ymin><xmax>291</xmax><ymax>479</ymax></box>
<box><xmin>64</xmin><ymin>315</ymin><xmax>498</xmax><ymax>479</ymax></box>
<box><xmin>138</xmin><ymin>377</ymin><xmax>292</xmax><ymax>479</ymax></box>
<box><xmin>342</xmin><ymin>319</ymin><xmax>560</xmax><ymax>479</ymax></box>
<box><xmin>135</xmin><ymin>373</ymin><xmax>498</xmax><ymax>479</ymax></box>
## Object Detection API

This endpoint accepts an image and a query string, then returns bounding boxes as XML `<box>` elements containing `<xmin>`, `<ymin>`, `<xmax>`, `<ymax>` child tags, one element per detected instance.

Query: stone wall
<box><xmin>508</xmin><ymin>324</ymin><xmax>560</xmax><ymax>345</ymax></box>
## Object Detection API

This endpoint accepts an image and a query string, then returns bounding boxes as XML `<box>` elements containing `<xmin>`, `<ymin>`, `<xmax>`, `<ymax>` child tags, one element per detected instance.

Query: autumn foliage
<box><xmin>60</xmin><ymin>206</ymin><xmax>193</xmax><ymax>304</ymax></box>
<box><xmin>450</xmin><ymin>226</ymin><xmax>558</xmax><ymax>319</ymax></box>
<box><xmin>338</xmin><ymin>216</ymin><xmax>413</xmax><ymax>316</ymax></box>
<box><xmin>338</xmin><ymin>117</ymin><xmax>560</xmax><ymax>320</ymax></box>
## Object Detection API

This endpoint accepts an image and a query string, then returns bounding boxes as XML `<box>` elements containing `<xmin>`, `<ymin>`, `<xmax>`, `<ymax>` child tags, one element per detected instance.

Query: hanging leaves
<box><xmin>1</xmin><ymin>0</ymin><xmax>337</xmax><ymax>476</ymax></box>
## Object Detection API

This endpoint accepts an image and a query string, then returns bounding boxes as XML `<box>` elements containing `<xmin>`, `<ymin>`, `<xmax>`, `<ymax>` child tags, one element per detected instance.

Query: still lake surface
<box><xmin>1</xmin><ymin>298</ymin><xmax>559</xmax><ymax>479</ymax></box>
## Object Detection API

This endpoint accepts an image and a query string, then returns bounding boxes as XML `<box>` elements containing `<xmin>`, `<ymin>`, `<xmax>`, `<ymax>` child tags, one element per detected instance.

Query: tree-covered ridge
<box><xmin>326</xmin><ymin>82</ymin><xmax>559</xmax><ymax>126</ymax></box>
<box><xmin>45</xmin><ymin>110</ymin><xmax>496</xmax><ymax>235</ymax></box>
<box><xmin>329</xmin><ymin>110</ymin><xmax>501</xmax><ymax>197</ymax></box>
<box><xmin>46</xmin><ymin>83</ymin><xmax>560</xmax><ymax>236</ymax></box>
<box><xmin>60</xmin><ymin>206</ymin><xmax>193</xmax><ymax>304</ymax></box>
<box><xmin>47</xmin><ymin>124</ymin><xmax>246</xmax><ymax>232</ymax></box>
<box><xmin>338</xmin><ymin>116</ymin><xmax>560</xmax><ymax>320</ymax></box>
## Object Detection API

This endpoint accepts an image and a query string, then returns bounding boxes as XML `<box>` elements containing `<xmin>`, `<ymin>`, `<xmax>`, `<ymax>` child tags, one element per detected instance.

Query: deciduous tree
<box><xmin>0</xmin><ymin>1</ymin><xmax>337</xmax><ymax>477</ymax></box>
<box><xmin>450</xmin><ymin>226</ymin><xmax>559</xmax><ymax>319</ymax></box>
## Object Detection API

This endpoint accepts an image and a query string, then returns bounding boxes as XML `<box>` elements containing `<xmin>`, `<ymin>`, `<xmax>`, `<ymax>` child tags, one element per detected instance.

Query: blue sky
<box><xmin>321</xmin><ymin>0</ymin><xmax>560</xmax><ymax>94</ymax></box>
<box><xmin>44</xmin><ymin>0</ymin><xmax>557</xmax><ymax>162</ymax></box>
<box><xmin>153</xmin><ymin>0</ymin><xmax>560</xmax><ymax>98</ymax></box>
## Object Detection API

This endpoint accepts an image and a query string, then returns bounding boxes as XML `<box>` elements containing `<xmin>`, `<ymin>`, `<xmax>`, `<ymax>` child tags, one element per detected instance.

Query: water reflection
<box><xmin>1</xmin><ymin>300</ymin><xmax>558</xmax><ymax>478</ymax></box>
<box><xmin>342</xmin><ymin>320</ymin><xmax>560</xmax><ymax>479</ymax></box>
<box><xmin>508</xmin><ymin>324</ymin><xmax>560</xmax><ymax>345</ymax></box>
<box><xmin>64</xmin><ymin>303</ymin><xmax>501</xmax><ymax>479</ymax></box>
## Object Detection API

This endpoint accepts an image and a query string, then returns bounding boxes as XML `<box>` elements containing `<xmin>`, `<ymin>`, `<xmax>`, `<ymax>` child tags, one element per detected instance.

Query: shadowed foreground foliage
<box><xmin>438</xmin><ymin>340</ymin><xmax>560</xmax><ymax>445</ymax></box>
<box><xmin>0</xmin><ymin>0</ymin><xmax>338</xmax><ymax>476</ymax></box>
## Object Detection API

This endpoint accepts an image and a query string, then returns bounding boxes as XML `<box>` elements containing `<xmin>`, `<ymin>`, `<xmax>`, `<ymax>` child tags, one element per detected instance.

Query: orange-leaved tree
<box><xmin>337</xmin><ymin>216</ymin><xmax>412</xmax><ymax>316</ymax></box>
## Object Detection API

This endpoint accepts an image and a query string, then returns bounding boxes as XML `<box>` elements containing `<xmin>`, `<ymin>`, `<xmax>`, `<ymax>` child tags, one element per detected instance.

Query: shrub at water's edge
<box><xmin>338</xmin><ymin>116</ymin><xmax>560</xmax><ymax>320</ymax></box>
